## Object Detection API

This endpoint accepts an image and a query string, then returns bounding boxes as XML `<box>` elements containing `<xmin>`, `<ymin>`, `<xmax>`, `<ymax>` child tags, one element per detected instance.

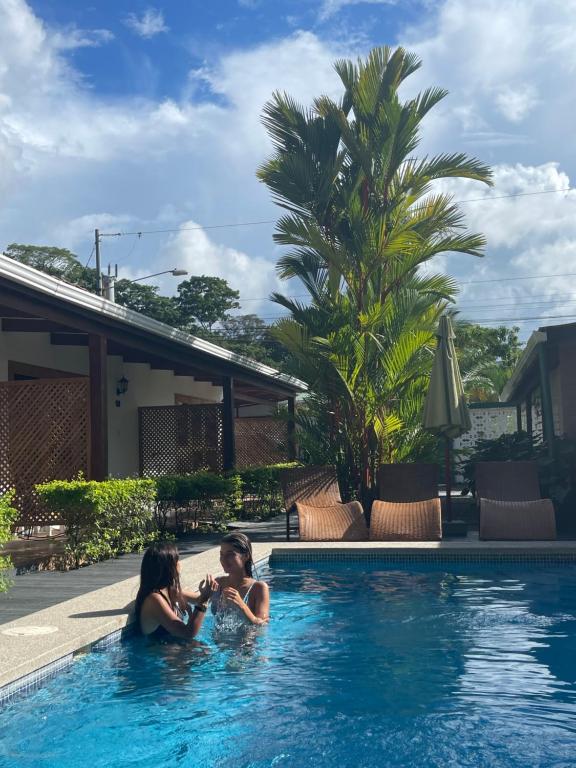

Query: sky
<box><xmin>1</xmin><ymin>0</ymin><xmax>576</xmax><ymax>342</ymax></box>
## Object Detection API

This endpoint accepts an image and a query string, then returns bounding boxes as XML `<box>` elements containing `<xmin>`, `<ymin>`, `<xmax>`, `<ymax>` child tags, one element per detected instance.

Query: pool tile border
<box><xmin>0</xmin><ymin>653</ymin><xmax>74</xmax><ymax>706</ymax></box>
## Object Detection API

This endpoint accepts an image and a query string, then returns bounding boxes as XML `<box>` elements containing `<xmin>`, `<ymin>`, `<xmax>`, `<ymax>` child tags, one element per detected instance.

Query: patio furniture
<box><xmin>279</xmin><ymin>465</ymin><xmax>368</xmax><ymax>541</ymax></box>
<box><xmin>370</xmin><ymin>463</ymin><xmax>442</xmax><ymax>541</ymax></box>
<box><xmin>475</xmin><ymin>461</ymin><xmax>556</xmax><ymax>540</ymax></box>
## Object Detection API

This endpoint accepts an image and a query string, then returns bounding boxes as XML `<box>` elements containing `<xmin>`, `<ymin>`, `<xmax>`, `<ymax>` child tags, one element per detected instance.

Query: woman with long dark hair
<box><xmin>211</xmin><ymin>533</ymin><xmax>269</xmax><ymax>627</ymax></box>
<box><xmin>135</xmin><ymin>542</ymin><xmax>217</xmax><ymax>640</ymax></box>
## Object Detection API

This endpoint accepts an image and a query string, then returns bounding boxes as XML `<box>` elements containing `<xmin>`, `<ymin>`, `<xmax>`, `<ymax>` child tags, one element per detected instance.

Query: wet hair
<box><xmin>221</xmin><ymin>532</ymin><xmax>254</xmax><ymax>577</ymax></box>
<box><xmin>134</xmin><ymin>542</ymin><xmax>181</xmax><ymax>627</ymax></box>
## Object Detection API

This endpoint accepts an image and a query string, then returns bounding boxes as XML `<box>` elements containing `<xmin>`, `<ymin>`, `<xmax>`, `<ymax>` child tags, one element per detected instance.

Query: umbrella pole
<box><xmin>444</xmin><ymin>436</ymin><xmax>452</xmax><ymax>522</ymax></box>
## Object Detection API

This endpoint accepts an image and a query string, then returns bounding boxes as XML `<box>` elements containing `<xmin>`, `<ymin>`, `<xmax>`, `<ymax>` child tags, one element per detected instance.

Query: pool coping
<box><xmin>3</xmin><ymin>539</ymin><xmax>576</xmax><ymax>701</ymax></box>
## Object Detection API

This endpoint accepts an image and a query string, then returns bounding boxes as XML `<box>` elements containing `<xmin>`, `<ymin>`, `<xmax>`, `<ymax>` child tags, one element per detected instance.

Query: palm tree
<box><xmin>258</xmin><ymin>47</ymin><xmax>492</xmax><ymax>502</ymax></box>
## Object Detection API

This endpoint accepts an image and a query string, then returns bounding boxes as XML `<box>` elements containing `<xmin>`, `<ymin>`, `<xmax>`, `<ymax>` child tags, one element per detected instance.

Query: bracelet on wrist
<box><xmin>193</xmin><ymin>603</ymin><xmax>208</xmax><ymax>613</ymax></box>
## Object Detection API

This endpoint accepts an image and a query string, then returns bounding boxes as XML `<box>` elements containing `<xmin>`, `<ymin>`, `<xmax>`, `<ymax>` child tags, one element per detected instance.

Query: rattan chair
<box><xmin>475</xmin><ymin>461</ymin><xmax>556</xmax><ymax>540</ymax></box>
<box><xmin>370</xmin><ymin>463</ymin><xmax>442</xmax><ymax>541</ymax></box>
<box><xmin>279</xmin><ymin>465</ymin><xmax>368</xmax><ymax>541</ymax></box>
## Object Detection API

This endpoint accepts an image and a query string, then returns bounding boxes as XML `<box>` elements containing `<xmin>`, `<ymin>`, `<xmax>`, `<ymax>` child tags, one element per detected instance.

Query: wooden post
<box><xmin>88</xmin><ymin>334</ymin><xmax>108</xmax><ymax>480</ymax></box>
<box><xmin>526</xmin><ymin>392</ymin><xmax>533</xmax><ymax>436</ymax></box>
<box><xmin>222</xmin><ymin>376</ymin><xmax>235</xmax><ymax>471</ymax></box>
<box><xmin>444</xmin><ymin>436</ymin><xmax>452</xmax><ymax>523</ymax></box>
<box><xmin>516</xmin><ymin>403</ymin><xmax>523</xmax><ymax>432</ymax></box>
<box><xmin>538</xmin><ymin>343</ymin><xmax>555</xmax><ymax>456</ymax></box>
<box><xmin>287</xmin><ymin>396</ymin><xmax>296</xmax><ymax>461</ymax></box>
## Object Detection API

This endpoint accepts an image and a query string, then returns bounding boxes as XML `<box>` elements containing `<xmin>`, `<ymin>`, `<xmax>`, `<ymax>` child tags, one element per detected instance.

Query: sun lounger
<box><xmin>475</xmin><ymin>461</ymin><xmax>556</xmax><ymax>540</ymax></box>
<box><xmin>279</xmin><ymin>465</ymin><xmax>368</xmax><ymax>541</ymax></box>
<box><xmin>370</xmin><ymin>463</ymin><xmax>442</xmax><ymax>541</ymax></box>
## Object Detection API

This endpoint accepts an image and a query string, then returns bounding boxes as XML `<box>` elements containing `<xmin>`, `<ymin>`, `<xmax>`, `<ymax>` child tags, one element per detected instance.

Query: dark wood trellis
<box><xmin>234</xmin><ymin>416</ymin><xmax>289</xmax><ymax>468</ymax></box>
<box><xmin>138</xmin><ymin>406</ymin><xmax>290</xmax><ymax>475</ymax></box>
<box><xmin>0</xmin><ymin>378</ymin><xmax>90</xmax><ymax>526</ymax></box>
<box><xmin>139</xmin><ymin>404</ymin><xmax>224</xmax><ymax>476</ymax></box>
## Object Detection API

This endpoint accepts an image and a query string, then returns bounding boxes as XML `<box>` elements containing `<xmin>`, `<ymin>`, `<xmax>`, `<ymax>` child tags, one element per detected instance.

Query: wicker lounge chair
<box><xmin>279</xmin><ymin>465</ymin><xmax>368</xmax><ymax>541</ymax></box>
<box><xmin>370</xmin><ymin>463</ymin><xmax>442</xmax><ymax>541</ymax></box>
<box><xmin>475</xmin><ymin>461</ymin><xmax>556</xmax><ymax>540</ymax></box>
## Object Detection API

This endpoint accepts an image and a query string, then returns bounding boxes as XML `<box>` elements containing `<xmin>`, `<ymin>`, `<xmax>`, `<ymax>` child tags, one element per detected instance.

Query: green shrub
<box><xmin>155</xmin><ymin>471</ymin><xmax>242</xmax><ymax>533</ymax></box>
<box><xmin>232</xmin><ymin>462</ymin><xmax>300</xmax><ymax>520</ymax></box>
<box><xmin>0</xmin><ymin>490</ymin><xmax>17</xmax><ymax>591</ymax></box>
<box><xmin>36</xmin><ymin>478</ymin><xmax>157</xmax><ymax>568</ymax></box>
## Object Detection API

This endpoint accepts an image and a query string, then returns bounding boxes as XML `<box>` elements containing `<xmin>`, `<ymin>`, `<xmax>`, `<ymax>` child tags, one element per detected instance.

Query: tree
<box><xmin>114</xmin><ymin>280</ymin><xmax>182</xmax><ymax>326</ymax></box>
<box><xmin>258</xmin><ymin>46</ymin><xmax>492</xmax><ymax>500</ymax></box>
<box><xmin>4</xmin><ymin>243</ymin><xmax>98</xmax><ymax>292</ymax></box>
<box><xmin>211</xmin><ymin>314</ymin><xmax>288</xmax><ymax>368</ymax></box>
<box><xmin>175</xmin><ymin>275</ymin><xmax>240</xmax><ymax>332</ymax></box>
<box><xmin>454</xmin><ymin>321</ymin><xmax>522</xmax><ymax>401</ymax></box>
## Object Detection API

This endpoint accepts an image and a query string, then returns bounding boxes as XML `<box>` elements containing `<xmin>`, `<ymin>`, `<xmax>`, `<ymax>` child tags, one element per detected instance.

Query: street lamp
<box><xmin>129</xmin><ymin>268</ymin><xmax>188</xmax><ymax>283</ymax></box>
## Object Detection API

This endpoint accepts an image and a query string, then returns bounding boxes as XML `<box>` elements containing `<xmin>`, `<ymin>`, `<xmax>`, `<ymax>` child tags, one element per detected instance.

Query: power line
<box><xmin>85</xmin><ymin>245</ymin><xmax>95</xmax><ymax>268</ymax></box>
<box><xmin>97</xmin><ymin>186</ymin><xmax>572</xmax><ymax>239</ymax></box>
<box><xmin>459</xmin><ymin>271</ymin><xmax>576</xmax><ymax>285</ymax></box>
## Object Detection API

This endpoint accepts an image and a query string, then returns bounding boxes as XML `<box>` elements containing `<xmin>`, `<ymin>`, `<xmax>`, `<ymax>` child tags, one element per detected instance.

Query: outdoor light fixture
<box><xmin>116</xmin><ymin>376</ymin><xmax>129</xmax><ymax>396</ymax></box>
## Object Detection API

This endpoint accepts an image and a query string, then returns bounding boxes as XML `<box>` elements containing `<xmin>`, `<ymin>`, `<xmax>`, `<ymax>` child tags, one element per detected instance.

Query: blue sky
<box><xmin>2</xmin><ymin>0</ymin><xmax>576</xmax><ymax>340</ymax></box>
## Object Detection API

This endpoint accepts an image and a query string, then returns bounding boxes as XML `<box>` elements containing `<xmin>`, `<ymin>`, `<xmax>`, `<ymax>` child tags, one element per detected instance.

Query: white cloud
<box><xmin>2</xmin><ymin>0</ymin><xmax>576</xmax><ymax>337</ymax></box>
<box><xmin>156</xmin><ymin>223</ymin><xmax>282</xmax><ymax>309</ymax></box>
<box><xmin>319</xmin><ymin>0</ymin><xmax>397</xmax><ymax>22</ymax></box>
<box><xmin>51</xmin><ymin>27</ymin><xmax>114</xmax><ymax>51</ymax></box>
<box><xmin>124</xmin><ymin>8</ymin><xmax>168</xmax><ymax>39</ymax></box>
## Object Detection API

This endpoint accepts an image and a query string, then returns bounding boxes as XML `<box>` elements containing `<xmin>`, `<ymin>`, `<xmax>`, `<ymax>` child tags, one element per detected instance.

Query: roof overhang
<box><xmin>500</xmin><ymin>330</ymin><xmax>547</xmax><ymax>403</ymax></box>
<box><xmin>0</xmin><ymin>254</ymin><xmax>307</xmax><ymax>401</ymax></box>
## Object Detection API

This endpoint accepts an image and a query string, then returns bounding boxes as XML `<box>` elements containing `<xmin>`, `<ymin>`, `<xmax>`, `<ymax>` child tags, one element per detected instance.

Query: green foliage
<box><xmin>258</xmin><ymin>45</ymin><xmax>492</xmax><ymax>501</ymax></box>
<box><xmin>210</xmin><ymin>314</ymin><xmax>289</xmax><ymax>369</ymax></box>
<box><xmin>114</xmin><ymin>280</ymin><xmax>182</xmax><ymax>326</ymax></box>
<box><xmin>454</xmin><ymin>321</ymin><xmax>523</xmax><ymax>401</ymax></box>
<box><xmin>175</xmin><ymin>275</ymin><xmax>240</xmax><ymax>332</ymax></box>
<box><xmin>0</xmin><ymin>490</ymin><xmax>17</xmax><ymax>592</ymax></box>
<box><xmin>5</xmin><ymin>243</ymin><xmax>98</xmax><ymax>291</ymax></box>
<box><xmin>233</xmin><ymin>462</ymin><xmax>300</xmax><ymax>519</ymax></box>
<box><xmin>36</xmin><ymin>478</ymin><xmax>157</xmax><ymax>569</ymax></box>
<box><xmin>155</xmin><ymin>472</ymin><xmax>242</xmax><ymax>533</ymax></box>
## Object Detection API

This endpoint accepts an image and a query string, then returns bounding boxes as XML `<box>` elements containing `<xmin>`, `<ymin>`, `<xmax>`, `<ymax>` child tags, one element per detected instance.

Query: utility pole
<box><xmin>94</xmin><ymin>228</ymin><xmax>102</xmax><ymax>296</ymax></box>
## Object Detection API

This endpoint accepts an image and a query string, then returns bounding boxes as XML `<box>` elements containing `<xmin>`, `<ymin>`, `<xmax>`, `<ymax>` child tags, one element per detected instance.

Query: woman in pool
<box><xmin>212</xmin><ymin>533</ymin><xmax>269</xmax><ymax>627</ymax></box>
<box><xmin>135</xmin><ymin>542</ymin><xmax>218</xmax><ymax>640</ymax></box>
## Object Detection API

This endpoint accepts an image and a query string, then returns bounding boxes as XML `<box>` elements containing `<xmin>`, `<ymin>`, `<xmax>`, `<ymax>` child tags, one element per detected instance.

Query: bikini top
<box><xmin>145</xmin><ymin>590</ymin><xmax>185</xmax><ymax>641</ymax></box>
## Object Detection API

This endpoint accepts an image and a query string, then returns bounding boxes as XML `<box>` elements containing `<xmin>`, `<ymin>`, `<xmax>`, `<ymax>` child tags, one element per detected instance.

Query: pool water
<box><xmin>2</xmin><ymin>562</ymin><xmax>576</xmax><ymax>768</ymax></box>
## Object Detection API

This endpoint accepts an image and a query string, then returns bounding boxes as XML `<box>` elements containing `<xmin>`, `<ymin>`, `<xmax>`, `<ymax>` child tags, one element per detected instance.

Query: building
<box><xmin>0</xmin><ymin>254</ymin><xmax>307</xmax><ymax>525</ymax></box>
<box><xmin>500</xmin><ymin>321</ymin><xmax>576</xmax><ymax>449</ymax></box>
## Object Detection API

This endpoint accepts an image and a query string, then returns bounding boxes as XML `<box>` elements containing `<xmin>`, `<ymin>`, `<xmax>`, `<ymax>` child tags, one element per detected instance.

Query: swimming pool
<box><xmin>2</xmin><ymin>559</ymin><xmax>576</xmax><ymax>767</ymax></box>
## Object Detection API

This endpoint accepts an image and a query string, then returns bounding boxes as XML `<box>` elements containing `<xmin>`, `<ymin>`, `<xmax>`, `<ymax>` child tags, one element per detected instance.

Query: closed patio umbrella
<box><xmin>423</xmin><ymin>315</ymin><xmax>471</xmax><ymax>521</ymax></box>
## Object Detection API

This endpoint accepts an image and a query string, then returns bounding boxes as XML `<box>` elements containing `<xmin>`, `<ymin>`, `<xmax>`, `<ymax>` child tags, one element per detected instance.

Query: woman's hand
<box><xmin>198</xmin><ymin>574</ymin><xmax>218</xmax><ymax>603</ymax></box>
<box><xmin>222</xmin><ymin>586</ymin><xmax>245</xmax><ymax>609</ymax></box>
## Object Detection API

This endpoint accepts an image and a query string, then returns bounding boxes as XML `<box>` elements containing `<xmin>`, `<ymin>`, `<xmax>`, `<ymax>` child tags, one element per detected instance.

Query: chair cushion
<box><xmin>480</xmin><ymin>498</ymin><xmax>556</xmax><ymax>540</ymax></box>
<box><xmin>296</xmin><ymin>500</ymin><xmax>368</xmax><ymax>541</ymax></box>
<box><xmin>369</xmin><ymin>498</ymin><xmax>442</xmax><ymax>541</ymax></box>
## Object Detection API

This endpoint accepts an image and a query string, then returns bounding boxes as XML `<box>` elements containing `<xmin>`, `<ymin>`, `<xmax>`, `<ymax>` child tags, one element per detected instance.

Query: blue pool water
<box><xmin>3</xmin><ymin>561</ymin><xmax>576</xmax><ymax>768</ymax></box>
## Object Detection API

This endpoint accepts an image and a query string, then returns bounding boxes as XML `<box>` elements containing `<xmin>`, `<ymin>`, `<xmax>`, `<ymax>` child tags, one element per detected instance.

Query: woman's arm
<box><xmin>141</xmin><ymin>593</ymin><xmax>207</xmax><ymax>639</ymax></box>
<box><xmin>175</xmin><ymin>575</ymin><xmax>218</xmax><ymax>606</ymax></box>
<box><xmin>222</xmin><ymin>581</ymin><xmax>270</xmax><ymax>625</ymax></box>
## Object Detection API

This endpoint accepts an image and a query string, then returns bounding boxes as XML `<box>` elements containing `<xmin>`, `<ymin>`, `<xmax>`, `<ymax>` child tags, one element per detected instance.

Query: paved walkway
<box><xmin>0</xmin><ymin>517</ymin><xmax>286</xmax><ymax>625</ymax></box>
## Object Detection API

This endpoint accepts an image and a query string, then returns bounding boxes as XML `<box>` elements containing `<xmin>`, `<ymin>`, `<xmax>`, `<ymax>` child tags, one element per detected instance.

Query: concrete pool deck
<box><xmin>3</xmin><ymin>536</ymin><xmax>576</xmax><ymax>696</ymax></box>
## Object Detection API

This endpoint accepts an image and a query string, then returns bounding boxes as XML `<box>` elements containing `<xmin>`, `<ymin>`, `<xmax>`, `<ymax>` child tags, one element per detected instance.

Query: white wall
<box><xmin>108</xmin><ymin>361</ymin><xmax>222</xmax><ymax>477</ymax></box>
<box><xmin>0</xmin><ymin>331</ymin><xmax>223</xmax><ymax>478</ymax></box>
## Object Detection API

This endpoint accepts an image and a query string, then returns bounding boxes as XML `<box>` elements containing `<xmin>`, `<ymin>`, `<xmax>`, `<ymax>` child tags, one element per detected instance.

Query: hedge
<box><xmin>155</xmin><ymin>471</ymin><xmax>242</xmax><ymax>533</ymax></box>
<box><xmin>0</xmin><ymin>490</ymin><xmax>17</xmax><ymax>591</ymax></box>
<box><xmin>36</xmin><ymin>478</ymin><xmax>157</xmax><ymax>568</ymax></box>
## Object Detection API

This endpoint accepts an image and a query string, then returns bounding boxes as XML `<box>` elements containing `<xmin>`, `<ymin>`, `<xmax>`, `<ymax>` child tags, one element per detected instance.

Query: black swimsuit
<box><xmin>146</xmin><ymin>590</ymin><xmax>183</xmax><ymax>641</ymax></box>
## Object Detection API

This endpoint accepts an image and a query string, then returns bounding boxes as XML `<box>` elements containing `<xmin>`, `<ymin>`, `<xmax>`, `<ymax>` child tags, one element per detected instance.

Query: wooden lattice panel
<box><xmin>139</xmin><ymin>404</ymin><xmax>224</xmax><ymax>476</ymax></box>
<box><xmin>0</xmin><ymin>378</ymin><xmax>90</xmax><ymax>526</ymax></box>
<box><xmin>235</xmin><ymin>416</ymin><xmax>289</xmax><ymax>469</ymax></box>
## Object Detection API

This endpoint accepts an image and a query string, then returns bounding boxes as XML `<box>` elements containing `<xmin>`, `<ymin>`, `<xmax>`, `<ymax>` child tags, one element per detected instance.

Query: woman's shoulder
<box><xmin>251</xmin><ymin>580</ymin><xmax>269</xmax><ymax>594</ymax></box>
